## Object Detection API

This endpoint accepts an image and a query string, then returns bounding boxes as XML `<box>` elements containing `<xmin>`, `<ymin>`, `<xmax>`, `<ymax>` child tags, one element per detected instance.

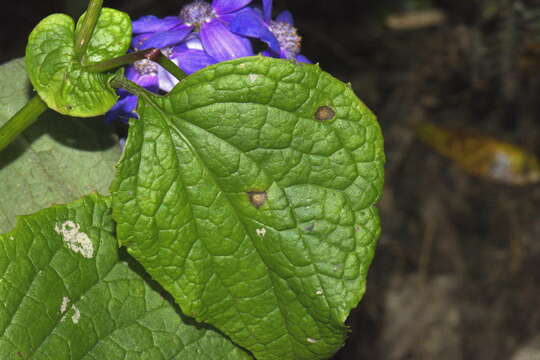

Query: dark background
<box><xmin>2</xmin><ymin>1</ymin><xmax>540</xmax><ymax>359</ymax></box>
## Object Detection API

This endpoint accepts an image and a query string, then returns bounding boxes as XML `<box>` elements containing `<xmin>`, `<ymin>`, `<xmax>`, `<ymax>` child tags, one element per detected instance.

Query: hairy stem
<box><xmin>74</xmin><ymin>0</ymin><xmax>104</xmax><ymax>60</ymax></box>
<box><xmin>0</xmin><ymin>96</ymin><xmax>48</xmax><ymax>152</ymax></box>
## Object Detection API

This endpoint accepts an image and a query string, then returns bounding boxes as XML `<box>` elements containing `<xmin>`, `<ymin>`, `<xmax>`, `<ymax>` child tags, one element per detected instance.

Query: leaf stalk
<box><xmin>109</xmin><ymin>76</ymin><xmax>151</xmax><ymax>99</ymax></box>
<box><xmin>85</xmin><ymin>49</ymin><xmax>159</xmax><ymax>73</ymax></box>
<box><xmin>86</xmin><ymin>48</ymin><xmax>187</xmax><ymax>83</ymax></box>
<box><xmin>74</xmin><ymin>0</ymin><xmax>104</xmax><ymax>60</ymax></box>
<box><xmin>0</xmin><ymin>95</ymin><xmax>48</xmax><ymax>152</ymax></box>
<box><xmin>150</xmin><ymin>50</ymin><xmax>187</xmax><ymax>82</ymax></box>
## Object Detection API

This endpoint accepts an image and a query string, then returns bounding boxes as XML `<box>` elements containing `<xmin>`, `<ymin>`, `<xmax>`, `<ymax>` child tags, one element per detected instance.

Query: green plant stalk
<box><xmin>86</xmin><ymin>48</ymin><xmax>187</xmax><ymax>82</ymax></box>
<box><xmin>152</xmin><ymin>50</ymin><xmax>187</xmax><ymax>82</ymax></box>
<box><xmin>110</xmin><ymin>75</ymin><xmax>153</xmax><ymax>99</ymax></box>
<box><xmin>85</xmin><ymin>49</ymin><xmax>156</xmax><ymax>73</ymax></box>
<box><xmin>85</xmin><ymin>48</ymin><xmax>187</xmax><ymax>81</ymax></box>
<box><xmin>0</xmin><ymin>95</ymin><xmax>48</xmax><ymax>151</ymax></box>
<box><xmin>74</xmin><ymin>0</ymin><xmax>104</xmax><ymax>60</ymax></box>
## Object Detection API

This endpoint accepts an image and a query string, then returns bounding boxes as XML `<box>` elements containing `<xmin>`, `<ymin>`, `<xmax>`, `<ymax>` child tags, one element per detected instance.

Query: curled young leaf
<box><xmin>25</xmin><ymin>8</ymin><xmax>131</xmax><ymax>117</ymax></box>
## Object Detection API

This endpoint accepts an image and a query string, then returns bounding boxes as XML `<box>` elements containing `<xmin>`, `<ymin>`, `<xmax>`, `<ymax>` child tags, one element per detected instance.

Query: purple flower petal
<box><xmin>126</xmin><ymin>66</ymin><xmax>160</xmax><ymax>92</ymax></box>
<box><xmin>119</xmin><ymin>137</ymin><xmax>126</xmax><ymax>151</ymax></box>
<box><xmin>138</xmin><ymin>73</ymin><xmax>160</xmax><ymax>91</ymax></box>
<box><xmin>200</xmin><ymin>20</ymin><xmax>253</xmax><ymax>61</ymax></box>
<box><xmin>138</xmin><ymin>25</ymin><xmax>193</xmax><ymax>50</ymax></box>
<box><xmin>229</xmin><ymin>8</ymin><xmax>281</xmax><ymax>53</ymax></box>
<box><xmin>276</xmin><ymin>10</ymin><xmax>294</xmax><ymax>25</ymax></box>
<box><xmin>184</xmin><ymin>36</ymin><xmax>204</xmax><ymax>51</ymax></box>
<box><xmin>212</xmin><ymin>0</ymin><xmax>252</xmax><ymax>15</ymax></box>
<box><xmin>296</xmin><ymin>54</ymin><xmax>312</xmax><ymax>64</ymax></box>
<box><xmin>173</xmin><ymin>49</ymin><xmax>218</xmax><ymax>74</ymax></box>
<box><xmin>132</xmin><ymin>15</ymin><xmax>182</xmax><ymax>34</ymax></box>
<box><xmin>261</xmin><ymin>50</ymin><xmax>276</xmax><ymax>58</ymax></box>
<box><xmin>157</xmin><ymin>63</ymin><xmax>179</xmax><ymax>93</ymax></box>
<box><xmin>105</xmin><ymin>90</ymin><xmax>138</xmax><ymax>124</ymax></box>
<box><xmin>218</xmin><ymin>12</ymin><xmax>243</xmax><ymax>25</ymax></box>
<box><xmin>132</xmin><ymin>34</ymin><xmax>150</xmax><ymax>50</ymax></box>
<box><xmin>262</xmin><ymin>0</ymin><xmax>273</xmax><ymax>21</ymax></box>
<box><xmin>125</xmin><ymin>66</ymin><xmax>141</xmax><ymax>82</ymax></box>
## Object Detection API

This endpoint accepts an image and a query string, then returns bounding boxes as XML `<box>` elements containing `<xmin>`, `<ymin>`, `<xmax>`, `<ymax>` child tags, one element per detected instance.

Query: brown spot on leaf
<box><xmin>304</xmin><ymin>223</ymin><xmax>315</xmax><ymax>232</ymax></box>
<box><xmin>354</xmin><ymin>224</ymin><xmax>361</xmax><ymax>232</ymax></box>
<box><xmin>248</xmin><ymin>191</ymin><xmax>267</xmax><ymax>208</ymax></box>
<box><xmin>314</xmin><ymin>106</ymin><xmax>336</xmax><ymax>121</ymax></box>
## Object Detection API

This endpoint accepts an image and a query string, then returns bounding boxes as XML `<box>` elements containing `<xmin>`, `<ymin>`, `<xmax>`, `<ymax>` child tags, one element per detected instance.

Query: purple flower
<box><xmin>105</xmin><ymin>56</ymin><xmax>163</xmax><ymax>124</ymax></box>
<box><xmin>132</xmin><ymin>0</ymin><xmax>255</xmax><ymax>61</ymax></box>
<box><xmin>105</xmin><ymin>89</ymin><xmax>138</xmax><ymax>124</ymax></box>
<box><xmin>229</xmin><ymin>0</ymin><xmax>310</xmax><ymax>63</ymax></box>
<box><xmin>106</xmin><ymin>0</ymin><xmax>312</xmax><ymax>126</ymax></box>
<box><xmin>158</xmin><ymin>37</ymin><xmax>219</xmax><ymax>92</ymax></box>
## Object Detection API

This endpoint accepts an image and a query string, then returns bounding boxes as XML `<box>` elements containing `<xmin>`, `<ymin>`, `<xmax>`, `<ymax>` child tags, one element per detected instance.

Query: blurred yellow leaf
<box><xmin>417</xmin><ymin>122</ymin><xmax>540</xmax><ymax>185</ymax></box>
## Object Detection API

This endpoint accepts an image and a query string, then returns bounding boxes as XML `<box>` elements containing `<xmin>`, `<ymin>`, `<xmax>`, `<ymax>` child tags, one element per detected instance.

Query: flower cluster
<box><xmin>106</xmin><ymin>0</ymin><xmax>309</xmax><ymax>124</ymax></box>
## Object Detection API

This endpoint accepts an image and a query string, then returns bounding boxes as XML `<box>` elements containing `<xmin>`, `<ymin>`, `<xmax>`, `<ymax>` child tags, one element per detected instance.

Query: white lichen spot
<box><xmin>54</xmin><ymin>221</ymin><xmax>94</xmax><ymax>258</ymax></box>
<box><xmin>71</xmin><ymin>304</ymin><xmax>80</xmax><ymax>324</ymax></box>
<box><xmin>315</xmin><ymin>289</ymin><xmax>323</xmax><ymax>295</ymax></box>
<box><xmin>256</xmin><ymin>228</ymin><xmax>267</xmax><ymax>237</ymax></box>
<box><xmin>307</xmin><ymin>338</ymin><xmax>318</xmax><ymax>344</ymax></box>
<box><xmin>248</xmin><ymin>74</ymin><xmax>259</xmax><ymax>83</ymax></box>
<box><xmin>60</xmin><ymin>296</ymin><xmax>70</xmax><ymax>314</ymax></box>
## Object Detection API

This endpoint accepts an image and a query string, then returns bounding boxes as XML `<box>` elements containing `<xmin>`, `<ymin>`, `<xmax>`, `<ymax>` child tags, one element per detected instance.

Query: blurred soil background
<box><xmin>2</xmin><ymin>0</ymin><xmax>540</xmax><ymax>359</ymax></box>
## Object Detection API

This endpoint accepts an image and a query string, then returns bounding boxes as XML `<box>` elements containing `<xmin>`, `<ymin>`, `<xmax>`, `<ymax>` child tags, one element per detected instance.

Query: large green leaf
<box><xmin>0</xmin><ymin>194</ymin><xmax>251</xmax><ymax>359</ymax></box>
<box><xmin>25</xmin><ymin>8</ymin><xmax>131</xmax><ymax>117</ymax></box>
<box><xmin>0</xmin><ymin>58</ymin><xmax>120</xmax><ymax>233</ymax></box>
<box><xmin>112</xmin><ymin>56</ymin><xmax>385</xmax><ymax>359</ymax></box>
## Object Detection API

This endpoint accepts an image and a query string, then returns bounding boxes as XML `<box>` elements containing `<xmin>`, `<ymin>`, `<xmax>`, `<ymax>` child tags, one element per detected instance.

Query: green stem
<box><xmin>86</xmin><ymin>48</ymin><xmax>187</xmax><ymax>83</ymax></box>
<box><xmin>153</xmin><ymin>50</ymin><xmax>187</xmax><ymax>82</ymax></box>
<box><xmin>74</xmin><ymin>0</ymin><xmax>104</xmax><ymax>60</ymax></box>
<box><xmin>85</xmin><ymin>49</ymin><xmax>158</xmax><ymax>73</ymax></box>
<box><xmin>110</xmin><ymin>75</ymin><xmax>154</xmax><ymax>99</ymax></box>
<box><xmin>0</xmin><ymin>96</ymin><xmax>48</xmax><ymax>152</ymax></box>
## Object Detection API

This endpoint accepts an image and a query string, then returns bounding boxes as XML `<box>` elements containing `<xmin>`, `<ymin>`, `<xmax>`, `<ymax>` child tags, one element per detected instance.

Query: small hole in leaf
<box><xmin>248</xmin><ymin>191</ymin><xmax>267</xmax><ymax>208</ymax></box>
<box><xmin>314</xmin><ymin>106</ymin><xmax>335</xmax><ymax>121</ymax></box>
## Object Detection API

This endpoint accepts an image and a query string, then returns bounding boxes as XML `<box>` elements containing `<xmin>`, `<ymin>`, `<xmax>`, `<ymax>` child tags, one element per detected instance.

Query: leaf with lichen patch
<box><xmin>0</xmin><ymin>194</ymin><xmax>251</xmax><ymax>359</ymax></box>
